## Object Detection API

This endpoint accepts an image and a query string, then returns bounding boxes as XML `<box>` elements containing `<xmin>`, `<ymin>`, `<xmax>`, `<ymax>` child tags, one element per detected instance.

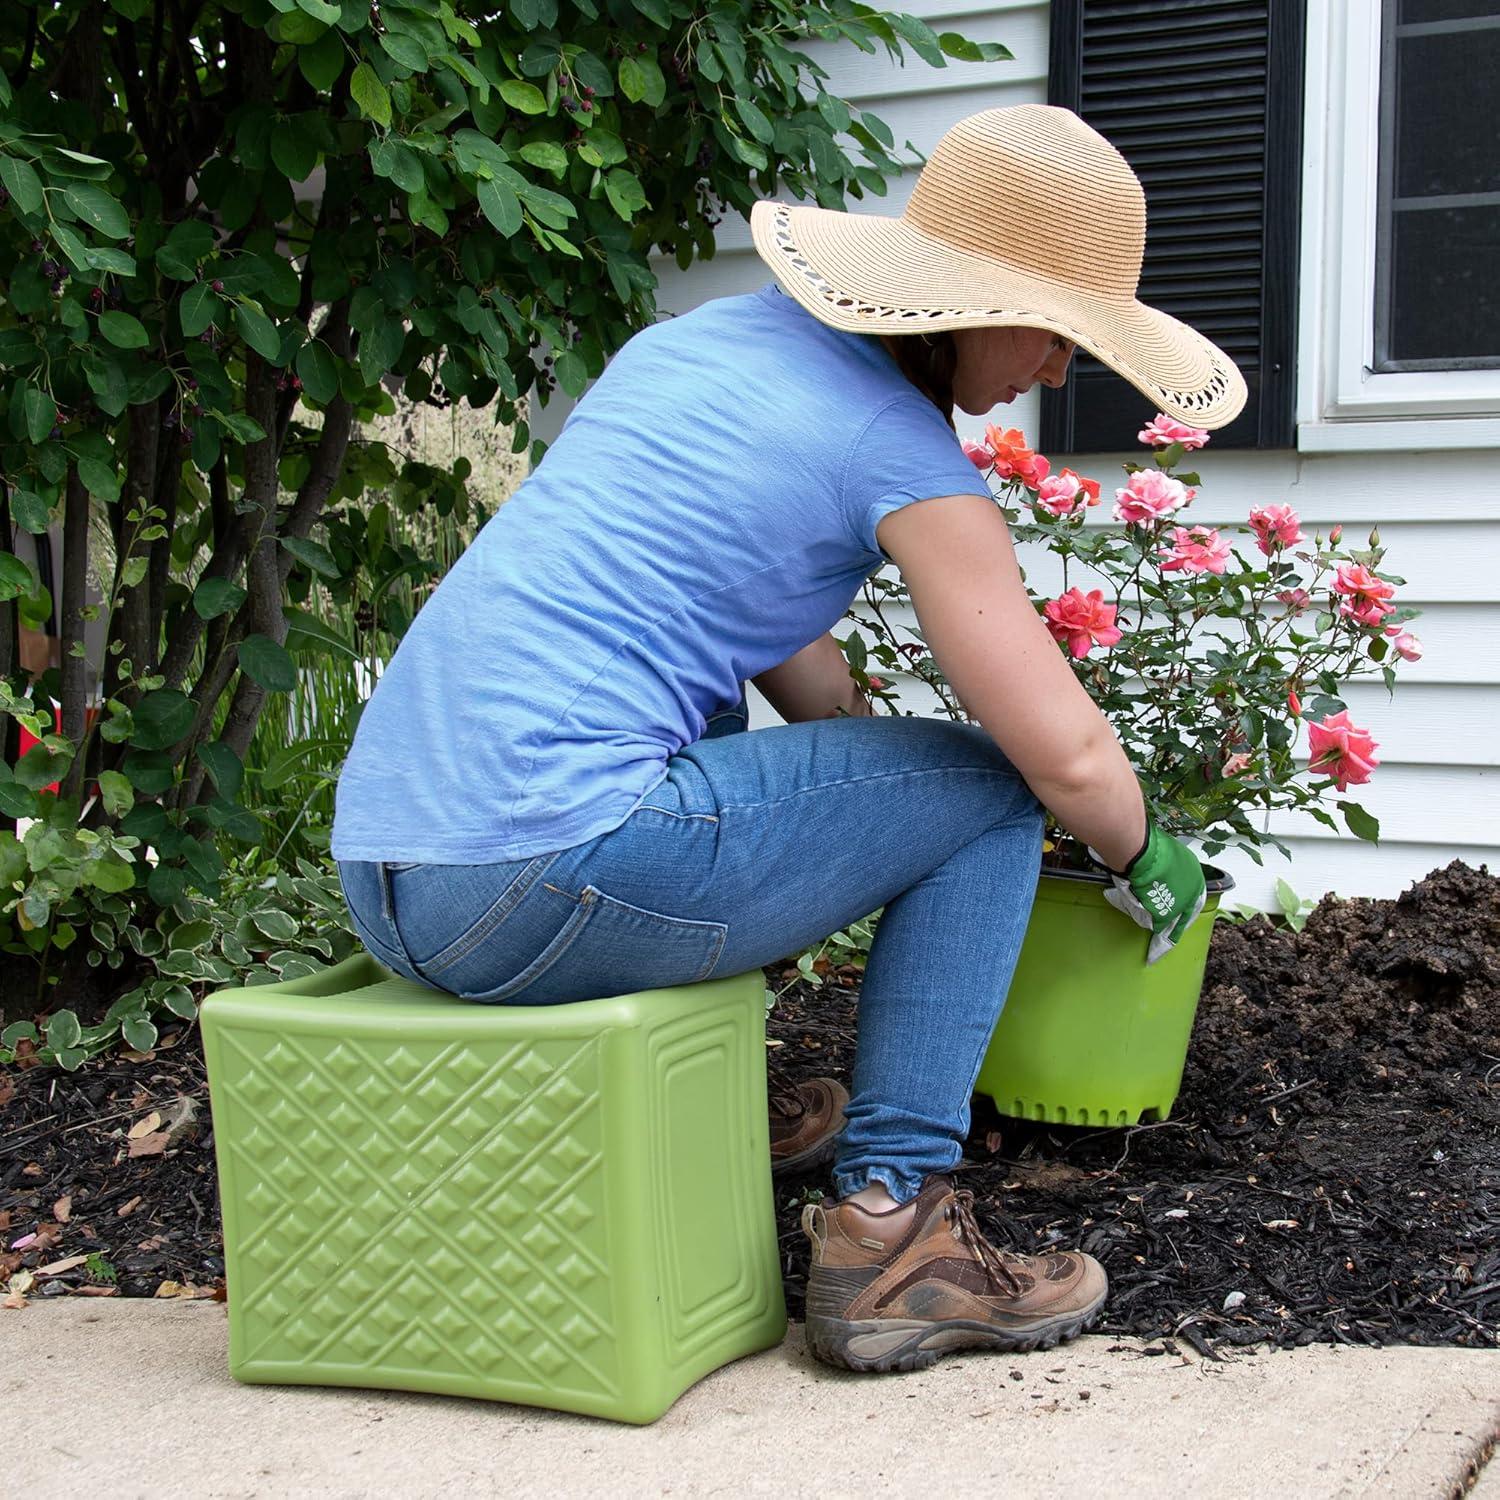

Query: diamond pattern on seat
<box><xmin>218</xmin><ymin>1023</ymin><xmax>619</xmax><ymax>1401</ymax></box>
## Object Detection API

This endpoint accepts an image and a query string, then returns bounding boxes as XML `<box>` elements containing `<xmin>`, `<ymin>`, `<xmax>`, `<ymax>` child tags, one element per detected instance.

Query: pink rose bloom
<box><xmin>1035</xmin><ymin>471</ymin><xmax>1085</xmax><ymax>517</ymax></box>
<box><xmin>866</xmin><ymin>675</ymin><xmax>889</xmax><ymax>691</ymax></box>
<box><xmin>1333</xmin><ymin>562</ymin><xmax>1396</xmax><ymax>627</ymax></box>
<box><xmin>1276</xmin><ymin>587</ymin><xmax>1312</xmax><ymax>612</ymax></box>
<box><xmin>1158</xmin><ymin>524</ymin><xmax>1232</xmax><ymax>575</ymax></box>
<box><xmin>1137</xmin><ymin>413</ymin><xmax>1211</xmax><ymax>451</ymax></box>
<box><xmin>1113</xmin><ymin>469</ymin><xmax>1190</xmax><ymax>525</ymax></box>
<box><xmin>1248</xmin><ymin>503</ymin><xmax>1305</xmax><ymax>556</ymax></box>
<box><xmin>1043</xmin><ymin>587</ymin><xmax>1123</xmax><ymax>659</ymax></box>
<box><xmin>962</xmin><ymin>439</ymin><xmax>992</xmax><ymax>470</ymax></box>
<box><xmin>1221</xmin><ymin>751</ymin><xmax>1253</xmax><ymax>778</ymax></box>
<box><xmin>1329</xmin><ymin>524</ymin><xmax>1343</xmax><ymax>545</ymax></box>
<box><xmin>1383</xmin><ymin>627</ymin><xmax>1422</xmax><ymax>662</ymax></box>
<box><xmin>1307</xmin><ymin>710</ymin><xmax>1379</xmax><ymax>792</ymax></box>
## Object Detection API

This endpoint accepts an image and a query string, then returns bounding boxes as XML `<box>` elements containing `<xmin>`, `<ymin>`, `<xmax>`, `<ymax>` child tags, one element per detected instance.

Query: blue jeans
<box><xmin>337</xmin><ymin>687</ymin><xmax>1045</xmax><ymax>1204</ymax></box>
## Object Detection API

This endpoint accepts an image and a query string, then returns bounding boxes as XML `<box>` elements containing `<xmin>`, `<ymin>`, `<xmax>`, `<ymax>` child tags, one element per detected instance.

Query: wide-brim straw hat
<box><xmin>750</xmin><ymin>103</ymin><xmax>1247</xmax><ymax>431</ymax></box>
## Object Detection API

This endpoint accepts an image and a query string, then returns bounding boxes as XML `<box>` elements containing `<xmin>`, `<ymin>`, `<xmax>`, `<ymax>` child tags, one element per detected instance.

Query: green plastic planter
<box><xmin>201</xmin><ymin>952</ymin><xmax>787</xmax><ymax>1424</ymax></box>
<box><xmin>974</xmin><ymin>860</ymin><xmax>1235</xmax><ymax>1126</ymax></box>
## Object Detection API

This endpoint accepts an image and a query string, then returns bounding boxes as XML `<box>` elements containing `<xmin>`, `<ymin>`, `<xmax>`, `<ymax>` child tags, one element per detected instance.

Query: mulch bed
<box><xmin>2</xmin><ymin>859</ymin><xmax>1496</xmax><ymax>1356</ymax></box>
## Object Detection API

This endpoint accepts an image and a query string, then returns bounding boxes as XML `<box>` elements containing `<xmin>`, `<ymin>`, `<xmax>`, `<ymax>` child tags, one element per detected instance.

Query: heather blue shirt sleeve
<box><xmin>841</xmin><ymin>393</ymin><xmax>994</xmax><ymax>562</ymax></box>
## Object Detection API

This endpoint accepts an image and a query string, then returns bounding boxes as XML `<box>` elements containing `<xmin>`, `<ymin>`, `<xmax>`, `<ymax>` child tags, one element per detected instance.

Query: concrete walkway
<box><xmin>7</xmin><ymin>1301</ymin><xmax>1498</xmax><ymax>1498</ymax></box>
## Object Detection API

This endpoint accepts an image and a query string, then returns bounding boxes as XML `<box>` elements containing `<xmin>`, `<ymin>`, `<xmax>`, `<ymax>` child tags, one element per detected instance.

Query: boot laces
<box><xmin>946</xmin><ymin>1189</ymin><xmax>1027</xmax><ymax>1298</ymax></box>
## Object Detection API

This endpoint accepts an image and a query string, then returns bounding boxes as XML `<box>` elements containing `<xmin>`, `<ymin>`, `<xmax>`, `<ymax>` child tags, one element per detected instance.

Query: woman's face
<box><xmin>951</xmin><ymin>325</ymin><xmax>1075</xmax><ymax>416</ymax></box>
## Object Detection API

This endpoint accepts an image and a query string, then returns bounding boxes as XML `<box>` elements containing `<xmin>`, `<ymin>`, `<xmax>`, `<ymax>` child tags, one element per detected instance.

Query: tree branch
<box><xmin>59</xmin><ymin>465</ymin><xmax>92</xmax><ymax>802</ymax></box>
<box><xmin>108</xmin><ymin>395</ymin><xmax>163</xmax><ymax>708</ymax></box>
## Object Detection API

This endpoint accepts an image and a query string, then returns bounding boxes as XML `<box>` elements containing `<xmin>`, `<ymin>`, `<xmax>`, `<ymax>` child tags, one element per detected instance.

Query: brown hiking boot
<box><xmin>767</xmin><ymin>1054</ymin><xmax>847</xmax><ymax>1175</ymax></box>
<box><xmin>802</xmin><ymin>1175</ymin><xmax>1107</xmax><ymax>1372</ymax></box>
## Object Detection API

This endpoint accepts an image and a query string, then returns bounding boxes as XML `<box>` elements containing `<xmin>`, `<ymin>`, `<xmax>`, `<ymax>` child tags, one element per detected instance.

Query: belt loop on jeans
<box><xmin>377</xmin><ymin>860</ymin><xmax>398</xmax><ymax>927</ymax></box>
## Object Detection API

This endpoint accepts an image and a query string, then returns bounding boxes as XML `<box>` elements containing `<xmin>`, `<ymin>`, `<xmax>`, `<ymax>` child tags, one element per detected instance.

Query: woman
<box><xmin>332</xmin><ymin>104</ymin><xmax>1246</xmax><ymax>1374</ymax></box>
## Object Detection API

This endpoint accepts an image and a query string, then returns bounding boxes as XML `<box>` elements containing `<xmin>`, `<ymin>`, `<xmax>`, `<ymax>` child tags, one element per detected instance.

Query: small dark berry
<box><xmin>211</xmin><ymin>279</ymin><xmax>224</xmax><ymax>292</ymax></box>
<box><xmin>30</xmin><ymin>239</ymin><xmax>44</xmax><ymax>254</ymax></box>
<box><xmin>290</xmin><ymin>376</ymin><xmax>302</xmax><ymax>390</ymax></box>
<box><xmin>90</xmin><ymin>287</ymin><xmax>104</xmax><ymax>303</ymax></box>
<box><xmin>637</xmin><ymin>41</ymin><xmax>647</xmax><ymax>52</ymax></box>
<box><xmin>563</xmin><ymin>96</ymin><xmax>576</xmax><ymax>111</ymax></box>
<box><xmin>164</xmin><ymin>411</ymin><xmax>178</xmax><ymax>429</ymax></box>
<box><xmin>192</xmin><ymin>403</ymin><xmax>204</xmax><ymax>417</ymax></box>
<box><xmin>49</xmin><ymin>424</ymin><xmax>61</xmax><ymax>439</ymax></box>
<box><xmin>186</xmin><ymin>376</ymin><xmax>198</xmax><ymax>389</ymax></box>
<box><xmin>582</xmin><ymin>84</ymin><xmax>595</xmax><ymax>97</ymax></box>
<box><xmin>581</xmin><ymin>100</ymin><xmax>592</xmax><ymax>112</ymax></box>
<box><xmin>41</xmin><ymin>260</ymin><xmax>58</xmax><ymax>279</ymax></box>
<box><xmin>181</xmin><ymin>424</ymin><xmax>193</xmax><ymax>439</ymax></box>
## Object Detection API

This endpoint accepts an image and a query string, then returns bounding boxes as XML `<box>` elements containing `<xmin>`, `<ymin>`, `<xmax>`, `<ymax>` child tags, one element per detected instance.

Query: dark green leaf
<box><xmin>1338</xmin><ymin>800</ymin><xmax>1380</xmax><ymax>843</ymax></box>
<box><xmin>10</xmin><ymin>489</ymin><xmax>50</xmax><ymax>534</ymax></box>
<box><xmin>477</xmin><ymin>176</ymin><xmax>522</xmax><ymax>235</ymax></box>
<box><xmin>234</xmin><ymin>301</ymin><xmax>282</xmax><ymax>360</ymax></box>
<box><xmin>499</xmin><ymin>80</ymin><xmax>547</xmax><ymax>115</ymax></box>
<box><xmin>63</xmin><ymin>182</ymin><xmax>131</xmax><ymax>239</ymax></box>
<box><xmin>130</xmin><ymin>689</ymin><xmax>195</xmax><ymax>750</ymax></box>
<box><xmin>281</xmin><ymin>536</ymin><xmax>340</xmax><ymax>578</ymax></box>
<box><xmin>604</xmin><ymin>167</ymin><xmax>647</xmax><ymax>221</ymax></box>
<box><xmin>196</xmin><ymin>741</ymin><xmax>244</xmax><ymax>799</ymax></box>
<box><xmin>734</xmin><ymin>97</ymin><xmax>775</xmax><ymax>145</ymax></box>
<box><xmin>238</xmin><ymin>634</ymin><xmax>296</xmax><ymax>692</ymax></box>
<box><xmin>179</xmin><ymin>282</ymin><xmax>217</xmax><ymax>337</ymax></box>
<box><xmin>295</xmin><ymin>338</ymin><xmax>338</xmax><ymax>402</ymax></box>
<box><xmin>193</xmin><ymin>576</ymin><xmax>246</xmax><ymax>621</ymax></box>
<box><xmin>350</xmin><ymin>62</ymin><xmax>392</xmax><ymax>126</ymax></box>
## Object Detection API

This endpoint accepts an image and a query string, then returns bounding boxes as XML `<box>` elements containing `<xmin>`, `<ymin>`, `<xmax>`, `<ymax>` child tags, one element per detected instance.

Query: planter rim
<box><xmin>1041</xmin><ymin>858</ymin><xmax>1236</xmax><ymax>895</ymax></box>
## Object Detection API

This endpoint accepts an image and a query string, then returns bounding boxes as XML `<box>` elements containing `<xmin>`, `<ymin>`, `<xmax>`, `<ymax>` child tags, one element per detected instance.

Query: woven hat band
<box><xmin>902</xmin><ymin>106</ymin><xmax>1147</xmax><ymax>299</ymax></box>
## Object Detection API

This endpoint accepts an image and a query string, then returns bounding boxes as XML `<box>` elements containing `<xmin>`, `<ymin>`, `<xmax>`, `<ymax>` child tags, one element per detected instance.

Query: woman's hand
<box><xmin>1090</xmin><ymin>820</ymin><xmax>1207</xmax><ymax>965</ymax></box>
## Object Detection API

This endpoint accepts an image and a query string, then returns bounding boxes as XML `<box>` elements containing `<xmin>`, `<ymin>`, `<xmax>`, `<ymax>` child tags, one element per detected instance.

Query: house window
<box><xmin>1298</xmin><ymin>0</ymin><xmax>1500</xmax><ymax>451</ymax></box>
<box><xmin>1374</xmin><ymin>0</ymin><xmax>1500</xmax><ymax>371</ymax></box>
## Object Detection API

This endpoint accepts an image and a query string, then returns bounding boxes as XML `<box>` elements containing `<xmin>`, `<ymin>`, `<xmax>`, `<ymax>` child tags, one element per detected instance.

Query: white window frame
<box><xmin>1297</xmin><ymin>0</ymin><xmax>1500</xmax><ymax>453</ymax></box>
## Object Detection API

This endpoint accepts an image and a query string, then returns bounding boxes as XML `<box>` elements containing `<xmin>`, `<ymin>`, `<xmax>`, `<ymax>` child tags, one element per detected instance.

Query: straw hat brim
<box><xmin>750</xmin><ymin>199</ymin><xmax>1248</xmax><ymax>432</ymax></box>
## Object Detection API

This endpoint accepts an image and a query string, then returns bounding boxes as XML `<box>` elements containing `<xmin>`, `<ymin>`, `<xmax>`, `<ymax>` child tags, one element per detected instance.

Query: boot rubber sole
<box><xmin>805</xmin><ymin>1291</ymin><xmax>1107</xmax><ymax>1374</ymax></box>
<box><xmin>770</xmin><ymin>1131</ymin><xmax>838</xmax><ymax>1177</ymax></box>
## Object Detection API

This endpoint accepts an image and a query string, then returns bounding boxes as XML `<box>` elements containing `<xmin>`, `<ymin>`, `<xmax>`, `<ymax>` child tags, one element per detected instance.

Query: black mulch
<box><xmin>2</xmin><ymin>860</ymin><xmax>1496</xmax><ymax>1356</ymax></box>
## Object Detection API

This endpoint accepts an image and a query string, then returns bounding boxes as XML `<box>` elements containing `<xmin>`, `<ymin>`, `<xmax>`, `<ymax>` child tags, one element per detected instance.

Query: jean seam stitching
<box><xmin>586</xmin><ymin>883</ymin><xmax>729</xmax><ymax>938</ymax></box>
<box><xmin>472</xmin><ymin>895</ymin><xmax>597</xmax><ymax>1002</ymax></box>
<box><xmin>633</xmin><ymin>806</ymin><xmax>719</xmax><ymax>823</ymax></box>
<box><xmin>418</xmin><ymin>851</ymin><xmax>560</xmax><ymax>975</ymax></box>
<box><xmin>716</xmin><ymin>763</ymin><xmax>1021</xmax><ymax>815</ymax></box>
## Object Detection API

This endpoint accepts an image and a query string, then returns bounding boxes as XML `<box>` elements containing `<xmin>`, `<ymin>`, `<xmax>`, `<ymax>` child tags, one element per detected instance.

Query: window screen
<box><xmin>1374</xmin><ymin>0</ymin><xmax>1500</xmax><ymax>369</ymax></box>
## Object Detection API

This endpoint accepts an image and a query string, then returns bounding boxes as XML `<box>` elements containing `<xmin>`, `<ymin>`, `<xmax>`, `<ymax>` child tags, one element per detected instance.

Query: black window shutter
<box><xmin>1040</xmin><ymin>0</ymin><xmax>1306</xmax><ymax>453</ymax></box>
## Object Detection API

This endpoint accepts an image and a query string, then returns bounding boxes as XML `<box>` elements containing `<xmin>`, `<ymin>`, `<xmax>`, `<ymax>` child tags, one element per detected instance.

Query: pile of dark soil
<box><xmin>772</xmin><ymin>858</ymin><xmax>1499</xmax><ymax>1352</ymax></box>
<box><xmin>2</xmin><ymin>860</ymin><xmax>1495</xmax><ymax>1355</ymax></box>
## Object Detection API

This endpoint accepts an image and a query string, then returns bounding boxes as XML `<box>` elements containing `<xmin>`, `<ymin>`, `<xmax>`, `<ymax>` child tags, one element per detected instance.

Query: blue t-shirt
<box><xmin>331</xmin><ymin>282</ymin><xmax>990</xmax><ymax>863</ymax></box>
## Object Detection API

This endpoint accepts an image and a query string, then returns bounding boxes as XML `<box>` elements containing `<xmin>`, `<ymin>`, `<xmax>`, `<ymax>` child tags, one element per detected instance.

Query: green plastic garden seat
<box><xmin>200</xmin><ymin>951</ymin><xmax>787</xmax><ymax>1425</ymax></box>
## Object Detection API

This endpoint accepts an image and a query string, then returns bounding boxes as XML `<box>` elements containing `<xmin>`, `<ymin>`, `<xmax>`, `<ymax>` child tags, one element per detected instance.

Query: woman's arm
<box><xmin>752</xmin><ymin>631</ymin><xmax>872</xmax><ymax>724</ymax></box>
<box><xmin>877</xmin><ymin>492</ymin><xmax>1148</xmax><ymax>871</ymax></box>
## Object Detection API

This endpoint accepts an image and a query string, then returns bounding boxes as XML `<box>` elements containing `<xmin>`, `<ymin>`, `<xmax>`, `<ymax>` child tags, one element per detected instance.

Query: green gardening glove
<box><xmin>1088</xmin><ymin>820</ymin><xmax>1207</xmax><ymax>966</ymax></box>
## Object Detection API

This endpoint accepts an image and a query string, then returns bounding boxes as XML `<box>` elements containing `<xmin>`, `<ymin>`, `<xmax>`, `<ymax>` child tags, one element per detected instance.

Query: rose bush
<box><xmin>839</xmin><ymin>416</ymin><xmax>1420</xmax><ymax>866</ymax></box>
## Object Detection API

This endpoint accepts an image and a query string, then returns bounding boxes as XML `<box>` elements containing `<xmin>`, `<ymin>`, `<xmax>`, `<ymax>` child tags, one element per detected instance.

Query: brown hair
<box><xmin>879</xmin><ymin>330</ymin><xmax>958</xmax><ymax>430</ymax></box>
